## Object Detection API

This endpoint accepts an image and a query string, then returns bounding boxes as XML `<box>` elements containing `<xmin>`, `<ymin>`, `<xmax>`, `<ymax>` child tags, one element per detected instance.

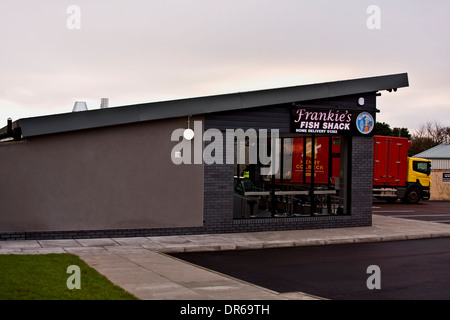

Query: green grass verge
<box><xmin>0</xmin><ymin>254</ymin><xmax>138</xmax><ymax>300</ymax></box>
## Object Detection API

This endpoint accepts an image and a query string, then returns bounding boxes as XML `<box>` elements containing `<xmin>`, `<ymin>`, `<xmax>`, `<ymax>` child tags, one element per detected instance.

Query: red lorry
<box><xmin>373</xmin><ymin>135</ymin><xmax>431</xmax><ymax>203</ymax></box>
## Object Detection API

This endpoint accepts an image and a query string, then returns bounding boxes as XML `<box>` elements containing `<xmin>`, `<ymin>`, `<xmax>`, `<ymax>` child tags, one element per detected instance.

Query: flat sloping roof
<box><xmin>13</xmin><ymin>73</ymin><xmax>408</xmax><ymax>138</ymax></box>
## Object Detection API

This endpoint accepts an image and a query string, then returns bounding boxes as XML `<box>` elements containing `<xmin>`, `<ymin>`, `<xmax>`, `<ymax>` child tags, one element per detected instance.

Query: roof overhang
<box><xmin>9</xmin><ymin>73</ymin><xmax>409</xmax><ymax>138</ymax></box>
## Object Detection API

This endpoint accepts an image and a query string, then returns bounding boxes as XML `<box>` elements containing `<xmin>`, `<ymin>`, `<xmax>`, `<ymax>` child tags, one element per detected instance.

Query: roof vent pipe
<box><xmin>72</xmin><ymin>101</ymin><xmax>88</xmax><ymax>112</ymax></box>
<box><xmin>7</xmin><ymin>118</ymin><xmax>13</xmax><ymax>135</ymax></box>
<box><xmin>100</xmin><ymin>98</ymin><xmax>109</xmax><ymax>109</ymax></box>
<box><xmin>0</xmin><ymin>118</ymin><xmax>21</xmax><ymax>142</ymax></box>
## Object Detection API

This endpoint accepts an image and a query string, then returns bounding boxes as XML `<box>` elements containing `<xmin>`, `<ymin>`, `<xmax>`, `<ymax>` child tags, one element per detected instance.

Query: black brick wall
<box><xmin>350</xmin><ymin>136</ymin><xmax>374</xmax><ymax>226</ymax></box>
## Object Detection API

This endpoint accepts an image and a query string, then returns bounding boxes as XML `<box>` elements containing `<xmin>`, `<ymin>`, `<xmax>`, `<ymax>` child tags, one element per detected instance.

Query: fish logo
<box><xmin>356</xmin><ymin>112</ymin><xmax>374</xmax><ymax>134</ymax></box>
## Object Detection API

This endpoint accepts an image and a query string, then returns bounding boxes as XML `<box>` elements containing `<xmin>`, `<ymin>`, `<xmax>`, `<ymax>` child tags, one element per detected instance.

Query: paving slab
<box><xmin>64</xmin><ymin>246</ymin><xmax>108</xmax><ymax>255</ymax></box>
<box><xmin>38</xmin><ymin>239</ymin><xmax>81</xmax><ymax>248</ymax></box>
<box><xmin>279</xmin><ymin>292</ymin><xmax>326</xmax><ymax>300</ymax></box>
<box><xmin>0</xmin><ymin>249</ymin><xmax>23</xmax><ymax>255</ymax></box>
<box><xmin>0</xmin><ymin>240</ymin><xmax>41</xmax><ymax>249</ymax></box>
<box><xmin>112</xmin><ymin>237</ymin><xmax>158</xmax><ymax>246</ymax></box>
<box><xmin>20</xmin><ymin>247</ymin><xmax>66</xmax><ymax>255</ymax></box>
<box><xmin>131</xmin><ymin>282</ymin><xmax>210</xmax><ymax>300</ymax></box>
<box><xmin>76</xmin><ymin>238</ymin><xmax>120</xmax><ymax>247</ymax></box>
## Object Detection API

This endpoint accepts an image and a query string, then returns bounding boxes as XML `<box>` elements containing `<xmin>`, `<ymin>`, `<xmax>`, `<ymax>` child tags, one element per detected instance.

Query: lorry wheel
<box><xmin>405</xmin><ymin>186</ymin><xmax>421</xmax><ymax>204</ymax></box>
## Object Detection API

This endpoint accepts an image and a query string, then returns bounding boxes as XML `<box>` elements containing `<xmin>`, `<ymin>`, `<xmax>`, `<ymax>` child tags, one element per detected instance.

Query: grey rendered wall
<box><xmin>0</xmin><ymin>117</ymin><xmax>204</xmax><ymax>233</ymax></box>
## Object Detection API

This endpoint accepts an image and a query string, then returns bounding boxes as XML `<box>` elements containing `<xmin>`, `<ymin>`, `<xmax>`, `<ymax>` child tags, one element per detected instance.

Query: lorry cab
<box><xmin>406</xmin><ymin>157</ymin><xmax>432</xmax><ymax>203</ymax></box>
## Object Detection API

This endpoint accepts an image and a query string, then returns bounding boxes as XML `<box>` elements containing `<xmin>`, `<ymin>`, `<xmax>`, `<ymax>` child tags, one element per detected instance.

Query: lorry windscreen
<box><xmin>413</xmin><ymin>161</ymin><xmax>431</xmax><ymax>176</ymax></box>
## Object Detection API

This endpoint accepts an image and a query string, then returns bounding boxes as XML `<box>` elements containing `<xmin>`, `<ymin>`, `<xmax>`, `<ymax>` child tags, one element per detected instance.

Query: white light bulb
<box><xmin>183</xmin><ymin>129</ymin><xmax>195</xmax><ymax>140</ymax></box>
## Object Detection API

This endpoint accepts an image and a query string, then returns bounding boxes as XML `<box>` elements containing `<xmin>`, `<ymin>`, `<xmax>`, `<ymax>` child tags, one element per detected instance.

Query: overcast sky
<box><xmin>1</xmin><ymin>0</ymin><xmax>449</xmax><ymax>132</ymax></box>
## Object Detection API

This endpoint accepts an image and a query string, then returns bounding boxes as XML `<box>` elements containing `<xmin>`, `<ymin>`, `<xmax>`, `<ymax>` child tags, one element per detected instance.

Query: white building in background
<box><xmin>415</xmin><ymin>144</ymin><xmax>450</xmax><ymax>200</ymax></box>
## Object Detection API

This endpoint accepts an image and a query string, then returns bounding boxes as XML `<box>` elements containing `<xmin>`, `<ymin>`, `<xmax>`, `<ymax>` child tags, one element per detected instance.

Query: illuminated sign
<box><xmin>291</xmin><ymin>107</ymin><xmax>375</xmax><ymax>136</ymax></box>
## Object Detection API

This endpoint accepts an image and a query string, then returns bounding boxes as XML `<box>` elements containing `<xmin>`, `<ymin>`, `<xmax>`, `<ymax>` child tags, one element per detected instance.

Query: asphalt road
<box><xmin>173</xmin><ymin>202</ymin><xmax>450</xmax><ymax>300</ymax></box>
<box><xmin>373</xmin><ymin>200</ymin><xmax>450</xmax><ymax>224</ymax></box>
<box><xmin>173</xmin><ymin>238</ymin><xmax>450</xmax><ymax>300</ymax></box>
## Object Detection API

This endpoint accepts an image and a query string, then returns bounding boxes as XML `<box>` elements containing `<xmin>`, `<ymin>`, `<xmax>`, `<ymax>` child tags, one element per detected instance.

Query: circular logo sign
<box><xmin>356</xmin><ymin>112</ymin><xmax>374</xmax><ymax>134</ymax></box>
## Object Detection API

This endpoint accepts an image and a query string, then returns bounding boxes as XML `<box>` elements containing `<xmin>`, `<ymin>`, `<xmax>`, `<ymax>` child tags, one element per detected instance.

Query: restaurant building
<box><xmin>0</xmin><ymin>73</ymin><xmax>409</xmax><ymax>240</ymax></box>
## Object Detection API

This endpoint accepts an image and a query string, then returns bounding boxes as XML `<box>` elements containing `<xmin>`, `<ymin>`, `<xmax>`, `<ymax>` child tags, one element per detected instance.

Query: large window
<box><xmin>233</xmin><ymin>135</ymin><xmax>350</xmax><ymax>219</ymax></box>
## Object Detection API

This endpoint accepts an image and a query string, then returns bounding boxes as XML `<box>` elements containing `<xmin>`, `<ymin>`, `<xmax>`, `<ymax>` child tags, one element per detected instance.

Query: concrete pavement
<box><xmin>1</xmin><ymin>214</ymin><xmax>450</xmax><ymax>300</ymax></box>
